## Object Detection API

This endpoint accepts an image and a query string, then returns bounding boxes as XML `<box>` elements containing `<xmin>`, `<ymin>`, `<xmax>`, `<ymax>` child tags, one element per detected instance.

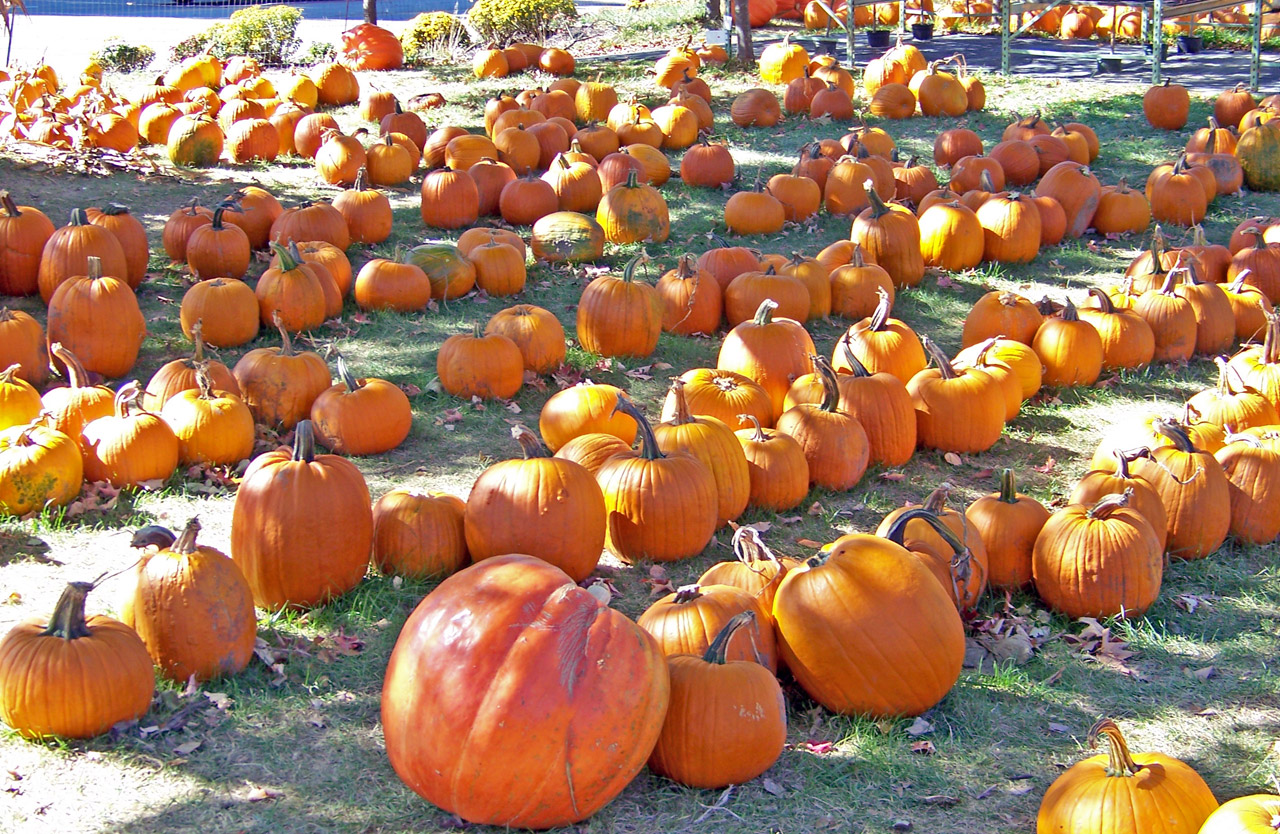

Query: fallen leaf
<box><xmin>905</xmin><ymin>716</ymin><xmax>934</xmax><ymax>737</ymax></box>
<box><xmin>761</xmin><ymin>777</ymin><xmax>786</xmax><ymax>796</ymax></box>
<box><xmin>943</xmin><ymin>452</ymin><xmax>963</xmax><ymax>466</ymax></box>
<box><xmin>1188</xmin><ymin>666</ymin><xmax>1216</xmax><ymax>681</ymax></box>
<box><xmin>205</xmin><ymin>692</ymin><xmax>232</xmax><ymax>711</ymax></box>
<box><xmin>1008</xmin><ymin>783</ymin><xmax>1034</xmax><ymax>796</ymax></box>
<box><xmin>800</xmin><ymin>740</ymin><xmax>834</xmax><ymax>755</ymax></box>
<box><xmin>796</xmin><ymin>538</ymin><xmax>824</xmax><ymax>548</ymax></box>
<box><xmin>910</xmin><ymin>740</ymin><xmax>936</xmax><ymax>755</ymax></box>
<box><xmin>173</xmin><ymin>740</ymin><xmax>201</xmax><ymax>756</ymax></box>
<box><xmin>880</xmin><ymin>472</ymin><xmax>906</xmax><ymax>481</ymax></box>
<box><xmin>808</xmin><ymin>502</ymin><xmax>824</xmax><ymax>516</ymax></box>
<box><xmin>1048</xmin><ymin>722</ymin><xmax>1072</xmax><ymax>734</ymax></box>
<box><xmin>778</xmin><ymin>515</ymin><xmax>802</xmax><ymax>524</ymax></box>
<box><xmin>245</xmin><ymin>786</ymin><xmax>284</xmax><ymax>802</ymax></box>
<box><xmin>1032</xmin><ymin>456</ymin><xmax>1057</xmax><ymax>474</ymax></box>
<box><xmin>397</xmin><ymin>382</ymin><xmax>421</xmax><ymax>396</ymax></box>
<box><xmin>918</xmin><ymin>795</ymin><xmax>958</xmax><ymax>807</ymax></box>
<box><xmin>503</xmin><ymin>400</ymin><xmax>521</xmax><ymax>414</ymax></box>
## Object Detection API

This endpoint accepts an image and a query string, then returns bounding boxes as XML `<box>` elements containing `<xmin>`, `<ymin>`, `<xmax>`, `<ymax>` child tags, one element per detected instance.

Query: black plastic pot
<box><xmin>1177</xmin><ymin>34</ymin><xmax>1203</xmax><ymax>54</ymax></box>
<box><xmin>866</xmin><ymin>29</ymin><xmax>892</xmax><ymax>48</ymax></box>
<box><xmin>1143</xmin><ymin>41</ymin><xmax>1169</xmax><ymax>60</ymax></box>
<box><xmin>1096</xmin><ymin>56</ymin><xmax>1123</xmax><ymax>73</ymax></box>
<box><xmin>911</xmin><ymin>22</ymin><xmax>935</xmax><ymax>40</ymax></box>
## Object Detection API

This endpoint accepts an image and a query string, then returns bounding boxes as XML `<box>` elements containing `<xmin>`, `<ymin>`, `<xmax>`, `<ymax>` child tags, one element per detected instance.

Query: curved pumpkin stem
<box><xmin>921</xmin><ymin>335</ymin><xmax>958</xmax><ymax>380</ymax></box>
<box><xmin>880</xmin><ymin>506</ymin><xmax>977</xmax><ymax>604</ymax></box>
<box><xmin>612</xmin><ymin>395</ymin><xmax>664</xmax><ymax>462</ymax></box>
<box><xmin>1060</xmin><ymin>296</ymin><xmax>1083</xmax><ymax>322</ymax></box>
<box><xmin>666</xmin><ymin>378</ymin><xmax>697</xmax><ymax>425</ymax></box>
<box><xmin>511</xmin><ymin>423</ymin><xmax>553</xmax><ymax>459</ymax></box>
<box><xmin>672</xmin><ymin>584</ymin><xmax>703</xmax><ymax>604</ymax></box>
<box><xmin>811</xmin><ymin>354</ymin><xmax>841</xmax><ymax>413</ymax></box>
<box><xmin>1087</xmin><ymin>488</ymin><xmax>1133</xmax><ymax>520</ymax></box>
<box><xmin>702</xmin><ymin>610</ymin><xmax>756</xmax><ymax>665</ymax></box>
<box><xmin>39</xmin><ymin>581</ymin><xmax>96</xmax><ymax>640</ymax></box>
<box><xmin>1151</xmin><ymin>418</ymin><xmax>1198</xmax><ymax>453</ymax></box>
<box><xmin>868</xmin><ymin>287</ymin><xmax>893</xmax><ymax>332</ymax></box>
<box><xmin>1087</xmin><ymin>718</ymin><xmax>1145</xmax><ymax>777</ymax></box>
<box><xmin>0</xmin><ymin>191</ymin><xmax>22</xmax><ymax>217</ymax></box>
<box><xmin>1087</xmin><ymin>287</ymin><xmax>1116</xmax><ymax>315</ymax></box>
<box><xmin>334</xmin><ymin>353</ymin><xmax>364</xmax><ymax>393</ymax></box>
<box><xmin>865</xmin><ymin>179</ymin><xmax>893</xmax><ymax>219</ymax></box>
<box><xmin>1110</xmin><ymin>446</ymin><xmax>1152</xmax><ymax>480</ymax></box>
<box><xmin>838</xmin><ymin>333</ymin><xmax>872</xmax><ymax>378</ymax></box>
<box><xmin>292</xmin><ymin>419</ymin><xmax>317</xmax><ymax>462</ymax></box>
<box><xmin>751</xmin><ymin>298</ymin><xmax>779</xmax><ymax>326</ymax></box>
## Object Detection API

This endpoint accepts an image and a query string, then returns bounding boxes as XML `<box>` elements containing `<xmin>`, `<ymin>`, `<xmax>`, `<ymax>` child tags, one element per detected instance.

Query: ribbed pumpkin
<box><xmin>120</xmin><ymin>517</ymin><xmax>255</xmax><ymax>683</ymax></box>
<box><xmin>1131</xmin><ymin>419</ymin><xmax>1232</xmax><ymax>560</ymax></box>
<box><xmin>1075</xmin><ymin>288</ymin><xmax>1155</xmax><ymax>371</ymax></box>
<box><xmin>1237</xmin><ymin>120</ymin><xmax>1280</xmax><ymax>192</ymax></box>
<box><xmin>372</xmin><ymin>489</ymin><xmax>468</xmax><ymax>579</ymax></box>
<box><xmin>231</xmin><ymin>421</ymin><xmax>372</xmax><ymax>609</ymax></box>
<box><xmin>576</xmin><ymin>254</ymin><xmax>663</xmax><ymax>358</ymax></box>
<box><xmin>655</xmin><ymin>380</ymin><xmax>750</xmax><ymax>526</ymax></box>
<box><xmin>961</xmin><ymin>290</ymin><xmax>1043</xmax><ymax>347</ymax></box>
<box><xmin>1187</xmin><ymin>357</ymin><xmax>1280</xmax><ymax>432</ymax></box>
<box><xmin>0</xmin><ymin>418</ymin><xmax>84</xmax><ymax>516</ymax></box>
<box><xmin>1035</xmin><ymin>161</ymin><xmax>1101</xmax><ymax>238</ymax></box>
<box><xmin>1229</xmin><ymin>311</ymin><xmax>1280</xmax><ymax>408</ymax></box>
<box><xmin>1215</xmin><ymin>433</ymin><xmax>1280</xmax><ymax>544</ymax></box>
<box><xmin>269</xmin><ymin>200</ymin><xmax>351</xmax><ymax>251</ymax></box>
<box><xmin>37</xmin><ymin>208</ymin><xmax>129</xmax><ymax>303</ymax></box>
<box><xmin>1134</xmin><ymin>268</ymin><xmax>1198</xmax><ymax>364</ymax></box>
<box><xmin>464</xmin><ymin>425</ymin><xmax>606</xmax><ymax>582</ymax></box>
<box><xmin>775</xmin><ymin>356</ymin><xmax>870</xmax><ymax>490</ymax></box>
<box><xmin>836</xmin><ymin>288</ymin><xmax>926</xmax><ymax>384</ymax></box>
<box><xmin>965</xmin><ymin>469</ymin><xmax>1050</xmax><ymax>590</ymax></box>
<box><xmin>732</xmin><ymin>415</ymin><xmax>810</xmax><ymax>512</ymax></box>
<box><xmin>596</xmin><ymin>171</ymin><xmax>670</xmax><ymax>244</ymax></box>
<box><xmin>255</xmin><ymin>241</ymin><xmax>326</xmax><ymax>333</ymax></box>
<box><xmin>0</xmin><ymin>581</ymin><xmax>153</xmax><ymax>739</ymax></box>
<box><xmin>186</xmin><ymin>204</ymin><xmax>251</xmax><ymax>281</ymax></box>
<box><xmin>1036</xmin><ymin>719</ymin><xmax>1218</xmax><ymax>834</ymax></box>
<box><xmin>0</xmin><ymin>307</ymin><xmax>47</xmax><ymax>387</ymax></box>
<box><xmin>918</xmin><ymin>201</ymin><xmax>983</xmax><ymax>271</ymax></box>
<box><xmin>851</xmin><ymin>185</ymin><xmax>923</xmax><ymax>288</ymax></box>
<box><xmin>167</xmin><ymin>111</ymin><xmax>223</xmax><ymax>167</ymax></box>
<box><xmin>772</xmin><ymin>530</ymin><xmax>964</xmax><ymax>717</ymax></box>
<box><xmin>0</xmin><ymin>191</ymin><xmax>55</xmax><ymax>296</ymax></box>
<box><xmin>1033</xmin><ymin>297</ymin><xmax>1105</xmax><ymax>386</ymax></box>
<box><xmin>46</xmin><ymin>256</ymin><xmax>146</xmax><ymax>380</ymax></box>
<box><xmin>717</xmin><ymin>299</ymin><xmax>817</xmax><ymax>419</ymax></box>
<box><xmin>437</xmin><ymin>325</ymin><xmax>523</xmax><ymax>400</ymax></box>
<box><xmin>596</xmin><ymin>396</ymin><xmax>719</xmax><ymax>562</ymax></box>
<box><xmin>307</xmin><ymin>355</ymin><xmax>412</xmax><ymax>456</ymax></box>
<box><xmin>646</xmin><ymin>612</ymin><xmax>786</xmax><ymax>790</ymax></box>
<box><xmin>638</xmin><ymin>584</ymin><xmax>776</xmax><ymax>671</ymax></box>
<box><xmin>231</xmin><ymin>315</ymin><xmax>332</xmax><ymax>429</ymax></box>
<box><xmin>539</xmin><ymin>383</ymin><xmax>636</xmax><ymax>452</ymax></box>
<box><xmin>908</xmin><ymin>336</ymin><xmax>1005</xmax><ymax>453</ymax></box>
<box><xmin>85</xmin><ymin>204</ymin><xmax>148</xmax><ymax>290</ymax></box>
<box><xmin>80</xmin><ymin>382</ymin><xmax>179</xmax><ymax>488</ymax></box>
<box><xmin>1199</xmin><ymin>794</ymin><xmax>1280</xmax><ymax>834</ymax></box>
<box><xmin>381</xmin><ymin>554</ymin><xmax>668</xmax><ymax>830</ymax></box>
<box><xmin>485</xmin><ymin>304</ymin><xmax>565</xmax><ymax>374</ymax></box>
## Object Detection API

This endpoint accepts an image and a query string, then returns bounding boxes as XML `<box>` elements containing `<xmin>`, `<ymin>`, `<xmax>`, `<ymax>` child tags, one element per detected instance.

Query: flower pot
<box><xmin>911</xmin><ymin>22</ymin><xmax>935</xmax><ymax>40</ymax></box>
<box><xmin>1143</xmin><ymin>41</ymin><xmax>1169</xmax><ymax>60</ymax></box>
<box><xmin>1096</xmin><ymin>56</ymin><xmax>1123</xmax><ymax>73</ymax></box>
<box><xmin>866</xmin><ymin>29</ymin><xmax>892</xmax><ymax>48</ymax></box>
<box><xmin>1177</xmin><ymin>34</ymin><xmax>1203</xmax><ymax>54</ymax></box>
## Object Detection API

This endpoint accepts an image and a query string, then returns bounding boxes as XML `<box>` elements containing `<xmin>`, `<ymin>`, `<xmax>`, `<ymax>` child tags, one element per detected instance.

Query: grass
<box><xmin>3</xmin><ymin>23</ymin><xmax>1280</xmax><ymax>834</ymax></box>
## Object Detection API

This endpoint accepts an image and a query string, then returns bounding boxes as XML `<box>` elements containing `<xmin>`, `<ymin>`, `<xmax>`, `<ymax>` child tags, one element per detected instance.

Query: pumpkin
<box><xmin>372</xmin><ymin>489</ymin><xmax>468</xmax><ymax>579</ymax></box>
<box><xmin>1214</xmin><ymin>433</ymin><xmax>1280</xmax><ymax>544</ymax></box>
<box><xmin>0</xmin><ymin>308</ymin><xmax>46</xmax><ymax>388</ymax></box>
<box><xmin>0</xmin><ymin>191</ymin><xmax>55</xmax><ymax>296</ymax></box>
<box><xmin>917</xmin><ymin>200</ymin><xmax>982</xmax><ymax>271</ymax></box>
<box><xmin>596</xmin><ymin>396</ymin><xmax>719</xmax><ymax>562</ymax></box>
<box><xmin>84</xmin><ymin>204</ymin><xmax>147</xmax><ymax>290</ymax></box>
<box><xmin>232</xmin><ymin>315</ymin><xmax>332</xmax><ymax>429</ymax></box>
<box><xmin>1199</xmin><ymin>795</ymin><xmax>1280</xmax><ymax>834</ymax></box>
<box><xmin>638</xmin><ymin>584</ymin><xmax>776</xmax><ymax>671</ymax></box>
<box><xmin>596</xmin><ymin>171</ymin><xmax>669</xmax><ymax>244</ymax></box>
<box><xmin>908</xmin><ymin>336</ymin><xmax>1005</xmax><ymax>453</ymax></box>
<box><xmin>531</xmin><ymin>210</ymin><xmax>606</xmax><ymax>264</ymax></box>
<box><xmin>1229</xmin><ymin>311</ymin><xmax>1280</xmax><ymax>409</ymax></box>
<box><xmin>352</xmin><ymin>254</ymin><xmax>431</xmax><ymax>313</ymax></box>
<box><xmin>307</xmin><ymin>355</ymin><xmax>412</xmax><ymax>456</ymax></box>
<box><xmin>1133</xmin><ymin>267</ymin><xmax>1198</xmax><ymax>364</ymax></box>
<box><xmin>46</xmin><ymin>256</ymin><xmax>146</xmax><ymax>380</ymax></box>
<box><xmin>231</xmin><ymin>421</ymin><xmax>372</xmax><ymax>609</ymax></box>
<box><xmin>539</xmin><ymin>383</ymin><xmax>636</xmax><ymax>451</ymax></box>
<box><xmin>1037</xmin><ymin>719</ymin><xmax>1218</xmax><ymax>833</ymax></box>
<box><xmin>185</xmin><ymin>204</ymin><xmax>250</xmax><ymax>282</ymax></box>
<box><xmin>0</xmin><ymin>581</ymin><xmax>153</xmax><ymax>738</ymax></box>
<box><xmin>1071</xmin><ymin>449</ymin><xmax>1169</xmax><ymax>552</ymax></box>
<box><xmin>404</xmin><ymin>243</ymin><xmax>476</xmax><ymax>301</ymax></box>
<box><xmin>37</xmin><ymin>208</ymin><xmax>130</xmax><ymax>304</ymax></box>
<box><xmin>980</xmin><ymin>191</ymin><xmax>1043</xmax><ymax>265</ymax></box>
<box><xmin>332</xmin><ymin>168</ymin><xmax>393</xmax><ymax>245</ymax></box>
<box><xmin>270</xmin><ymin>200</ymin><xmax>351</xmax><ymax>251</ymax></box>
<box><xmin>1033</xmin><ymin>297</ymin><xmax>1105</xmax><ymax>386</ymax></box>
<box><xmin>655</xmin><ymin>379</ymin><xmax>751</xmax><ymax>526</ymax></box>
<box><xmin>0</xmin><ymin>418</ymin><xmax>83</xmax><ymax>516</ymax></box>
<box><xmin>717</xmin><ymin>299</ymin><xmax>817</xmax><ymax>420</ymax></box>
<box><xmin>1131</xmin><ymin>419</ymin><xmax>1233</xmax><ymax>560</ymax></box>
<box><xmin>851</xmin><ymin>184</ymin><xmax>923</xmax><ymax>288</ymax></box>
<box><xmin>773</xmin><ymin>528</ymin><xmax>964</xmax><ymax>717</ymax></box>
<box><xmin>382</xmin><ymin>554</ymin><xmax>668</xmax><ymax>829</ymax></box>
<box><xmin>340</xmin><ymin>23</ymin><xmax>403</xmax><ymax>70</ymax></box>
<box><xmin>167</xmin><ymin>111</ymin><xmax>223</xmax><ymax>167</ymax></box>
<box><xmin>1236</xmin><ymin>120</ymin><xmax>1280</xmax><ymax>192</ymax></box>
<box><xmin>255</xmin><ymin>241</ymin><xmax>327</xmax><ymax>333</ymax></box>
<box><xmin>836</xmin><ymin>288</ymin><xmax>926</xmax><ymax>384</ymax></box>
<box><xmin>730</xmin><ymin>89</ymin><xmax>781</xmax><ymax>127</ymax></box>
<box><xmin>646</xmin><ymin>611</ymin><xmax>785</xmax><ymax>789</ymax></box>
<box><xmin>484</xmin><ymin>304</ymin><xmax>565</xmax><ymax>374</ymax></box>
<box><xmin>80</xmin><ymin>382</ymin><xmax>179</xmax><ymax>488</ymax></box>
<box><xmin>1035</xmin><ymin>161</ymin><xmax>1101</xmax><ymax>238</ymax></box>
<box><xmin>775</xmin><ymin>356</ymin><xmax>870</xmax><ymax>490</ymax></box>
<box><xmin>576</xmin><ymin>254</ymin><xmax>663</xmax><ymax>358</ymax></box>
<box><xmin>829</xmin><ymin>243</ymin><xmax>894</xmax><ymax>322</ymax></box>
<box><xmin>654</xmin><ymin>254</ymin><xmax>722</xmax><ymax>336</ymax></box>
<box><xmin>313</xmin><ymin>62</ymin><xmax>359</xmax><ymax>106</ymax></box>
<box><xmin>0</xmin><ymin>363</ymin><xmax>39</xmax><ymax>431</ymax></box>
<box><xmin>158</xmin><ymin>366</ymin><xmax>253</xmax><ymax>467</ymax></box>
<box><xmin>120</xmin><ymin>517</ymin><xmax>254</xmax><ymax>683</ymax></box>
<box><xmin>965</xmin><ymin>469</ymin><xmax>1049</xmax><ymax>590</ymax></box>
<box><xmin>961</xmin><ymin>290</ymin><xmax>1043</xmax><ymax>347</ymax></box>
<box><xmin>1188</xmin><ymin>357</ymin><xmax>1280</xmax><ymax>433</ymax></box>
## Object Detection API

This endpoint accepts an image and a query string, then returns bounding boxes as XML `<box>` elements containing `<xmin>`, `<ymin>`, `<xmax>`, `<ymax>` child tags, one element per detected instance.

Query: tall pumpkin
<box><xmin>654</xmin><ymin>380</ymin><xmax>750</xmax><ymax>526</ymax></box>
<box><xmin>576</xmin><ymin>254</ymin><xmax>663</xmax><ymax>358</ymax></box>
<box><xmin>230</xmin><ymin>421</ymin><xmax>373</xmax><ymax>609</ymax></box>
<box><xmin>381</xmin><ymin>554</ymin><xmax>669</xmax><ymax>829</ymax></box>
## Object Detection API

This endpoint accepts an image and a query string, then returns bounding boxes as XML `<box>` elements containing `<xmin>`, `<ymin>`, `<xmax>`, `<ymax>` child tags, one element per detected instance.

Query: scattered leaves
<box><xmin>910</xmin><ymin>740</ymin><xmax>936</xmax><ymax>755</ymax></box>
<box><xmin>1063</xmin><ymin>618</ymin><xmax>1146</xmax><ymax>679</ymax></box>
<box><xmin>1032</xmin><ymin>456</ymin><xmax>1057</xmax><ymax>474</ymax></box>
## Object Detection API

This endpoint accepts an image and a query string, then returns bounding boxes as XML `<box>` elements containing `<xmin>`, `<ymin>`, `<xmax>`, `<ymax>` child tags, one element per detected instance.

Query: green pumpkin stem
<box><xmin>752</xmin><ymin>298</ymin><xmax>779</xmax><ymax>326</ymax></box>
<box><xmin>612</xmin><ymin>395</ymin><xmax>664</xmax><ymax>462</ymax></box>
<box><xmin>69</xmin><ymin>207</ymin><xmax>89</xmax><ymax>227</ymax></box>
<box><xmin>39</xmin><ymin>582</ymin><xmax>95</xmax><ymax>641</ymax></box>
<box><xmin>702</xmin><ymin>610</ymin><xmax>756</xmax><ymax>665</ymax></box>
<box><xmin>269</xmin><ymin>241</ymin><xmax>301</xmax><ymax>272</ymax></box>
<box><xmin>621</xmin><ymin>253</ymin><xmax>648</xmax><ymax>283</ymax></box>
<box><xmin>624</xmin><ymin>169</ymin><xmax>640</xmax><ymax>189</ymax></box>
<box><xmin>172</xmin><ymin>517</ymin><xmax>201</xmax><ymax>555</ymax></box>
<box><xmin>997</xmin><ymin>468</ymin><xmax>1018</xmax><ymax>504</ymax></box>
<box><xmin>1087</xmin><ymin>718</ymin><xmax>1145</xmax><ymax>777</ymax></box>
<box><xmin>921</xmin><ymin>335</ymin><xmax>958</xmax><ymax>380</ymax></box>
<box><xmin>511</xmin><ymin>424</ymin><xmax>553</xmax><ymax>459</ymax></box>
<box><xmin>292</xmin><ymin>419</ymin><xmax>317</xmax><ymax>463</ymax></box>
<box><xmin>335</xmin><ymin>353</ymin><xmax>364</xmax><ymax>393</ymax></box>
<box><xmin>99</xmin><ymin>203</ymin><xmax>131</xmax><ymax>217</ymax></box>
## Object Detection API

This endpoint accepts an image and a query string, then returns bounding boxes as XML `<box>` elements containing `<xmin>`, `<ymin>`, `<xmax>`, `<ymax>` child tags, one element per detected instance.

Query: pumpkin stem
<box><xmin>292</xmin><ymin>419</ymin><xmax>317</xmax><ymax>463</ymax></box>
<box><xmin>39</xmin><ymin>581</ymin><xmax>96</xmax><ymax>641</ymax></box>
<box><xmin>1087</xmin><ymin>488</ymin><xmax>1133</xmax><ymax>520</ymax></box>
<box><xmin>880</xmin><ymin>506</ymin><xmax>977</xmax><ymax>604</ymax></box>
<box><xmin>269</xmin><ymin>241</ymin><xmax>301</xmax><ymax>273</ymax></box>
<box><xmin>85</xmin><ymin>255</ymin><xmax>102</xmax><ymax>281</ymax></box>
<box><xmin>701</xmin><ymin>610</ymin><xmax>756</xmax><ymax>665</ymax></box>
<box><xmin>812</xmin><ymin>354</ymin><xmax>841</xmax><ymax>413</ymax></box>
<box><xmin>272</xmin><ymin>312</ymin><xmax>296</xmax><ymax>357</ymax></box>
<box><xmin>838</xmin><ymin>333</ymin><xmax>871</xmax><ymax>377</ymax></box>
<box><xmin>335</xmin><ymin>353</ymin><xmax>363</xmax><ymax>393</ymax></box>
<box><xmin>922</xmin><ymin>484</ymin><xmax>951</xmax><ymax>514</ymax></box>
<box><xmin>612</xmin><ymin>395</ymin><xmax>664</xmax><ymax>462</ymax></box>
<box><xmin>921</xmin><ymin>336</ymin><xmax>958</xmax><ymax>380</ymax></box>
<box><xmin>1110</xmin><ymin>447</ymin><xmax>1152</xmax><ymax>480</ymax></box>
<box><xmin>0</xmin><ymin>191</ymin><xmax>20</xmax><ymax>217</ymax></box>
<box><xmin>171</xmin><ymin>517</ymin><xmax>201</xmax><ymax>555</ymax></box>
<box><xmin>48</xmin><ymin>343</ymin><xmax>89</xmax><ymax>389</ymax></box>
<box><xmin>69</xmin><ymin>207</ymin><xmax>90</xmax><ymax>227</ymax></box>
<box><xmin>1087</xmin><ymin>287</ymin><xmax>1115</xmax><ymax>315</ymax></box>
<box><xmin>353</xmin><ymin>166</ymin><xmax>370</xmax><ymax>191</ymax></box>
<box><xmin>1060</xmin><ymin>296</ymin><xmax>1082</xmax><ymax>322</ymax></box>
<box><xmin>194</xmin><ymin>363</ymin><xmax>216</xmax><ymax>401</ymax></box>
<box><xmin>1087</xmin><ymin>718</ymin><xmax>1145</xmax><ymax>777</ymax></box>
<box><xmin>865</xmin><ymin>180</ymin><xmax>892</xmax><ymax>219</ymax></box>
<box><xmin>997</xmin><ymin>468</ymin><xmax>1018</xmax><ymax>504</ymax></box>
<box><xmin>731</xmin><ymin>523</ymin><xmax>777</xmax><ymax>567</ymax></box>
<box><xmin>621</xmin><ymin>252</ymin><xmax>649</xmax><ymax>284</ymax></box>
<box><xmin>851</xmin><ymin>243</ymin><xmax>866</xmax><ymax>268</ymax></box>
<box><xmin>751</xmin><ymin>298</ymin><xmax>779</xmax><ymax>326</ymax></box>
<box><xmin>868</xmin><ymin>287</ymin><xmax>892</xmax><ymax>332</ymax></box>
<box><xmin>1151</xmin><ymin>417</ymin><xmax>1198</xmax><ymax>453</ymax></box>
<box><xmin>666</xmin><ymin>378</ymin><xmax>696</xmax><ymax>425</ymax></box>
<box><xmin>511</xmin><ymin>423</ymin><xmax>553</xmax><ymax>459</ymax></box>
<box><xmin>114</xmin><ymin>379</ymin><xmax>144</xmax><ymax>417</ymax></box>
<box><xmin>672</xmin><ymin>583</ymin><xmax>703</xmax><ymax>604</ymax></box>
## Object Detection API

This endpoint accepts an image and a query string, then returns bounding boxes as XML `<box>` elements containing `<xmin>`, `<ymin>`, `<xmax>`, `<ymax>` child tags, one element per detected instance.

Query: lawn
<box><xmin>3</xmin><ymin>6</ymin><xmax>1280</xmax><ymax>833</ymax></box>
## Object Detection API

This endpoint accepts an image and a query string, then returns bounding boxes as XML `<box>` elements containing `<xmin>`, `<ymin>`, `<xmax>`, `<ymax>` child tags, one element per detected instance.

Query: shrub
<box><xmin>92</xmin><ymin>39</ymin><xmax>156</xmax><ymax>73</ymax></box>
<box><xmin>468</xmin><ymin>0</ymin><xmax>577</xmax><ymax>44</ymax></box>
<box><xmin>205</xmin><ymin>5</ymin><xmax>304</xmax><ymax>66</ymax></box>
<box><xmin>169</xmin><ymin>32</ymin><xmax>211</xmax><ymax>64</ymax></box>
<box><xmin>401</xmin><ymin>12</ymin><xmax>472</xmax><ymax>65</ymax></box>
<box><xmin>295</xmin><ymin>41</ymin><xmax>337</xmax><ymax>66</ymax></box>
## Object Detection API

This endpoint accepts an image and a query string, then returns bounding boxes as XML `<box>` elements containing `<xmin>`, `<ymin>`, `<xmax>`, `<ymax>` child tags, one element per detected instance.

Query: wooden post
<box><xmin>364</xmin><ymin>0</ymin><xmax>377</xmax><ymax>25</ymax></box>
<box><xmin>734</xmin><ymin>0</ymin><xmax>754</xmax><ymax>61</ymax></box>
<box><xmin>708</xmin><ymin>0</ymin><xmax>722</xmax><ymax>24</ymax></box>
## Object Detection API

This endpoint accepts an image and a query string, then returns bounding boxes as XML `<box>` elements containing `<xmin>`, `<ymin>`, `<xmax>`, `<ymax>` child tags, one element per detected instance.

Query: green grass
<box><xmin>3</xmin><ymin>35</ymin><xmax>1280</xmax><ymax>834</ymax></box>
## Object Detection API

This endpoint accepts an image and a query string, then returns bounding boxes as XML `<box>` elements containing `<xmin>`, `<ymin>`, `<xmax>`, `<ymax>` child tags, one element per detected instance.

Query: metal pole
<box><xmin>1252</xmin><ymin>0</ymin><xmax>1263</xmax><ymax>92</ymax></box>
<box><xmin>734</xmin><ymin>0</ymin><xmax>754</xmax><ymax>61</ymax></box>
<box><xmin>1000</xmin><ymin>0</ymin><xmax>1010</xmax><ymax>74</ymax></box>
<box><xmin>5</xmin><ymin>14</ymin><xmax>15</xmax><ymax>68</ymax></box>
<box><xmin>1152</xmin><ymin>0</ymin><xmax>1164</xmax><ymax>85</ymax></box>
